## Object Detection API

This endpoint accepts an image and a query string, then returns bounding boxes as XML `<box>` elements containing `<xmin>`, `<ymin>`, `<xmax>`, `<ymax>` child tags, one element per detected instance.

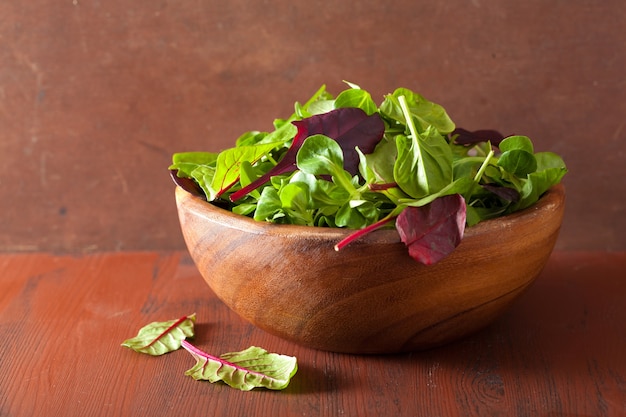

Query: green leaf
<box><xmin>182</xmin><ymin>342</ymin><xmax>298</xmax><ymax>391</ymax></box>
<box><xmin>400</xmin><ymin>176</ymin><xmax>475</xmax><ymax>208</ymax></box>
<box><xmin>393</xmin><ymin>126</ymin><xmax>454</xmax><ymax>199</ymax></box>
<box><xmin>497</xmin><ymin>149</ymin><xmax>537</xmax><ymax>176</ymax></box>
<box><xmin>296</xmin><ymin>135</ymin><xmax>345</xmax><ymax>177</ymax></box>
<box><xmin>238</xmin><ymin>160</ymin><xmax>262</xmax><ymax>200</ymax></box>
<box><xmin>210</xmin><ymin>142</ymin><xmax>281</xmax><ymax>197</ymax></box>
<box><xmin>279</xmin><ymin>182</ymin><xmax>313</xmax><ymax>225</ymax></box>
<box><xmin>380</xmin><ymin>88</ymin><xmax>456</xmax><ymax>135</ymax></box>
<box><xmin>189</xmin><ymin>165</ymin><xmax>218</xmax><ymax>200</ymax></box>
<box><xmin>499</xmin><ymin>135</ymin><xmax>534</xmax><ymax>153</ymax></box>
<box><xmin>121</xmin><ymin>313</ymin><xmax>196</xmax><ymax>356</ymax></box>
<box><xmin>290</xmin><ymin>171</ymin><xmax>350</xmax><ymax>213</ymax></box>
<box><xmin>535</xmin><ymin>151</ymin><xmax>567</xmax><ymax>171</ymax></box>
<box><xmin>514</xmin><ymin>165</ymin><xmax>567</xmax><ymax>210</ymax></box>
<box><xmin>253</xmin><ymin>187</ymin><xmax>284</xmax><ymax>222</ymax></box>
<box><xmin>234</xmin><ymin>131</ymin><xmax>267</xmax><ymax>147</ymax></box>
<box><xmin>169</xmin><ymin>152</ymin><xmax>218</xmax><ymax>178</ymax></box>
<box><xmin>334</xmin><ymin>88</ymin><xmax>378</xmax><ymax>115</ymax></box>
<box><xmin>358</xmin><ymin>136</ymin><xmax>397</xmax><ymax>184</ymax></box>
<box><xmin>296</xmin><ymin>135</ymin><xmax>358</xmax><ymax>195</ymax></box>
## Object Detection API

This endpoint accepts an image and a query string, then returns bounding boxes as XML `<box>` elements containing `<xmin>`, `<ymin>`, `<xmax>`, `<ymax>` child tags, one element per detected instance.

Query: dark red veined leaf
<box><xmin>170</xmin><ymin>170</ymin><xmax>205</xmax><ymax>197</ymax></box>
<box><xmin>453</xmin><ymin>128</ymin><xmax>505</xmax><ymax>146</ymax></box>
<box><xmin>229</xmin><ymin>108</ymin><xmax>384</xmax><ymax>201</ymax></box>
<box><xmin>481</xmin><ymin>184</ymin><xmax>520</xmax><ymax>202</ymax></box>
<box><xmin>395</xmin><ymin>194</ymin><xmax>466</xmax><ymax>265</ymax></box>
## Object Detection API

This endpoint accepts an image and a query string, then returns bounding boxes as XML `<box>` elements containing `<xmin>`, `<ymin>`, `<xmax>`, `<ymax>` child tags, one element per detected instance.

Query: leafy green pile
<box><xmin>170</xmin><ymin>82</ymin><xmax>567</xmax><ymax>265</ymax></box>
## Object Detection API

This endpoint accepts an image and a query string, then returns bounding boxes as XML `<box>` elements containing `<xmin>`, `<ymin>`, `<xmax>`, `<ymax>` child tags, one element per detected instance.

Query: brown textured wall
<box><xmin>1</xmin><ymin>1</ymin><xmax>625</xmax><ymax>252</ymax></box>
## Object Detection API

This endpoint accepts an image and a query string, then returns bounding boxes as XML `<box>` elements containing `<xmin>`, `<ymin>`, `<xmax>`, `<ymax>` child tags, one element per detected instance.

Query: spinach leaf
<box><xmin>334</xmin><ymin>87</ymin><xmax>378</xmax><ymax>115</ymax></box>
<box><xmin>393</xmin><ymin>97</ymin><xmax>453</xmax><ymax>199</ymax></box>
<box><xmin>380</xmin><ymin>87</ymin><xmax>456</xmax><ymax>135</ymax></box>
<box><xmin>497</xmin><ymin>150</ymin><xmax>538</xmax><ymax>176</ymax></box>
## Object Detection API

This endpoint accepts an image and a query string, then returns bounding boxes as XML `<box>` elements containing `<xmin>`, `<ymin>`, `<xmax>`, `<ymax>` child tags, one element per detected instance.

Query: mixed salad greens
<box><xmin>170</xmin><ymin>82</ymin><xmax>567</xmax><ymax>265</ymax></box>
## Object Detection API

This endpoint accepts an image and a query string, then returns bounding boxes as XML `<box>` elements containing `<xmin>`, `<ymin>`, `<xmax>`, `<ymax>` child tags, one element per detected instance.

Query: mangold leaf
<box><xmin>182</xmin><ymin>341</ymin><xmax>297</xmax><ymax>391</ymax></box>
<box><xmin>121</xmin><ymin>313</ymin><xmax>196</xmax><ymax>356</ymax></box>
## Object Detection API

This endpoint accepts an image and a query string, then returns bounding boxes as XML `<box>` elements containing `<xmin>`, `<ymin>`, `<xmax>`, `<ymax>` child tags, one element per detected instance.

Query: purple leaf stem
<box><xmin>181</xmin><ymin>340</ymin><xmax>266</xmax><ymax>379</ymax></box>
<box><xmin>142</xmin><ymin>315</ymin><xmax>192</xmax><ymax>349</ymax></box>
<box><xmin>334</xmin><ymin>215</ymin><xmax>396</xmax><ymax>251</ymax></box>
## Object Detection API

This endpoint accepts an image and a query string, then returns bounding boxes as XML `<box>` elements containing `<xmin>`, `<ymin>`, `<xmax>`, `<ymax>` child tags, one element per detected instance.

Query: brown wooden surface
<box><xmin>175</xmin><ymin>185</ymin><xmax>565</xmax><ymax>353</ymax></box>
<box><xmin>1</xmin><ymin>1</ymin><xmax>625</xmax><ymax>253</ymax></box>
<box><xmin>1</xmin><ymin>251</ymin><xmax>624</xmax><ymax>416</ymax></box>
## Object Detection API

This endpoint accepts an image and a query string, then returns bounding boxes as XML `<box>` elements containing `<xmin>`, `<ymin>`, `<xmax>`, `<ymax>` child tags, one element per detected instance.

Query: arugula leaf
<box><xmin>121</xmin><ymin>313</ymin><xmax>196</xmax><ymax>356</ymax></box>
<box><xmin>182</xmin><ymin>341</ymin><xmax>298</xmax><ymax>391</ymax></box>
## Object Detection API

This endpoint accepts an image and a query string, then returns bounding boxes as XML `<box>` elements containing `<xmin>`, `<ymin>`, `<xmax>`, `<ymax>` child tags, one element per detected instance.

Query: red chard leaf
<box><xmin>453</xmin><ymin>128</ymin><xmax>505</xmax><ymax>146</ymax></box>
<box><xmin>230</xmin><ymin>108</ymin><xmax>384</xmax><ymax>201</ymax></box>
<box><xmin>170</xmin><ymin>170</ymin><xmax>205</xmax><ymax>197</ymax></box>
<box><xmin>319</xmin><ymin>107</ymin><xmax>385</xmax><ymax>175</ymax></box>
<box><xmin>481</xmin><ymin>184</ymin><xmax>520</xmax><ymax>203</ymax></box>
<box><xmin>395</xmin><ymin>194</ymin><xmax>466</xmax><ymax>265</ymax></box>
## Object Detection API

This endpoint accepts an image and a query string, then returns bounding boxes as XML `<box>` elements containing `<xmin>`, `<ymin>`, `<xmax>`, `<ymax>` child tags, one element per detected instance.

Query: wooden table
<box><xmin>1</xmin><ymin>251</ymin><xmax>624</xmax><ymax>416</ymax></box>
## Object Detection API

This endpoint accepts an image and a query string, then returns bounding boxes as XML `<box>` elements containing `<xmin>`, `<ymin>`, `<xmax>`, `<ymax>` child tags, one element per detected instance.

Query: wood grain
<box><xmin>175</xmin><ymin>185</ymin><xmax>565</xmax><ymax>353</ymax></box>
<box><xmin>0</xmin><ymin>251</ymin><xmax>624</xmax><ymax>416</ymax></box>
<box><xmin>1</xmin><ymin>1</ymin><xmax>625</xmax><ymax>253</ymax></box>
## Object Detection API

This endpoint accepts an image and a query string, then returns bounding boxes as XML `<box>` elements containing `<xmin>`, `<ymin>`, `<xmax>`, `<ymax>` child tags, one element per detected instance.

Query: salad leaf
<box><xmin>212</xmin><ymin>142</ymin><xmax>282</xmax><ymax>198</ymax></box>
<box><xmin>229</xmin><ymin>107</ymin><xmax>384</xmax><ymax>201</ymax></box>
<box><xmin>380</xmin><ymin>87</ymin><xmax>456</xmax><ymax>135</ymax></box>
<box><xmin>170</xmin><ymin>152</ymin><xmax>217</xmax><ymax>178</ymax></box>
<box><xmin>452</xmin><ymin>128</ymin><xmax>504</xmax><ymax>146</ymax></box>
<box><xmin>253</xmin><ymin>186</ymin><xmax>284</xmax><ymax>222</ymax></box>
<box><xmin>171</xmin><ymin>83</ymin><xmax>567</xmax><ymax>265</ymax></box>
<box><xmin>394</xmin><ymin>127</ymin><xmax>454</xmax><ymax>199</ymax></box>
<box><xmin>395</xmin><ymin>194</ymin><xmax>466</xmax><ymax>265</ymax></box>
<box><xmin>393</xmin><ymin>96</ymin><xmax>453</xmax><ymax>199</ymax></box>
<box><xmin>121</xmin><ymin>313</ymin><xmax>196</xmax><ymax>356</ymax></box>
<box><xmin>182</xmin><ymin>341</ymin><xmax>298</xmax><ymax>391</ymax></box>
<box><xmin>334</xmin><ymin>87</ymin><xmax>378</xmax><ymax>115</ymax></box>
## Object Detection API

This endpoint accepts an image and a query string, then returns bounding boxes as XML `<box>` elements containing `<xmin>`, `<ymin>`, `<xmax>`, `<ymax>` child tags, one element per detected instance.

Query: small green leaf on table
<box><xmin>182</xmin><ymin>341</ymin><xmax>298</xmax><ymax>391</ymax></box>
<box><xmin>121</xmin><ymin>313</ymin><xmax>196</xmax><ymax>356</ymax></box>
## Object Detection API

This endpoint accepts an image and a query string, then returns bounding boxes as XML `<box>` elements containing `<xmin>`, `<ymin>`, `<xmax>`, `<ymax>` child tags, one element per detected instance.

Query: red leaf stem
<box><xmin>368</xmin><ymin>182</ymin><xmax>398</xmax><ymax>191</ymax></box>
<box><xmin>142</xmin><ymin>315</ymin><xmax>191</xmax><ymax>349</ymax></box>
<box><xmin>181</xmin><ymin>340</ymin><xmax>267</xmax><ymax>378</ymax></box>
<box><xmin>334</xmin><ymin>215</ymin><xmax>396</xmax><ymax>251</ymax></box>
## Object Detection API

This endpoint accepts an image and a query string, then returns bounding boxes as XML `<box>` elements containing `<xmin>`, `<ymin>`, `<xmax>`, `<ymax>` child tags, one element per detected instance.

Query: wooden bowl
<box><xmin>175</xmin><ymin>184</ymin><xmax>565</xmax><ymax>354</ymax></box>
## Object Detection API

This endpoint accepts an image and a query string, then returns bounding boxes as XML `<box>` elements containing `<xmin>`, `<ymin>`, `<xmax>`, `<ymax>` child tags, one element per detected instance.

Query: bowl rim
<box><xmin>176</xmin><ymin>183</ymin><xmax>565</xmax><ymax>244</ymax></box>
